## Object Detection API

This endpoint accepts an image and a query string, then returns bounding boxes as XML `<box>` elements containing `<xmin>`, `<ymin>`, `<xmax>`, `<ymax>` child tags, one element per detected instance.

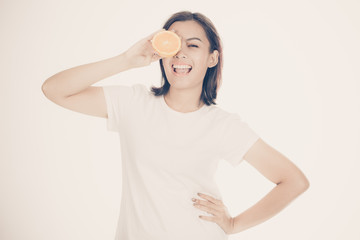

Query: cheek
<box><xmin>162</xmin><ymin>60</ymin><xmax>172</xmax><ymax>72</ymax></box>
<box><xmin>194</xmin><ymin>52</ymin><xmax>210</xmax><ymax>66</ymax></box>
<box><xmin>194</xmin><ymin>57</ymin><xmax>210</xmax><ymax>72</ymax></box>
<box><xmin>162</xmin><ymin>59</ymin><xmax>170</xmax><ymax>67</ymax></box>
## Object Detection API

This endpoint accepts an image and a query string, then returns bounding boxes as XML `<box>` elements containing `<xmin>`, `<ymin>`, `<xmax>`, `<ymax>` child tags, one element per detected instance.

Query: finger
<box><xmin>198</xmin><ymin>215</ymin><xmax>215</xmax><ymax>222</ymax></box>
<box><xmin>194</xmin><ymin>197</ymin><xmax>223</xmax><ymax>212</ymax></box>
<box><xmin>147</xmin><ymin>28</ymin><xmax>166</xmax><ymax>42</ymax></box>
<box><xmin>197</xmin><ymin>193</ymin><xmax>222</xmax><ymax>205</ymax></box>
<box><xmin>169</xmin><ymin>29</ymin><xmax>183</xmax><ymax>41</ymax></box>
<box><xmin>194</xmin><ymin>203</ymin><xmax>219</xmax><ymax>216</ymax></box>
<box><xmin>145</xmin><ymin>29</ymin><xmax>166</xmax><ymax>53</ymax></box>
<box><xmin>151</xmin><ymin>52</ymin><xmax>162</xmax><ymax>62</ymax></box>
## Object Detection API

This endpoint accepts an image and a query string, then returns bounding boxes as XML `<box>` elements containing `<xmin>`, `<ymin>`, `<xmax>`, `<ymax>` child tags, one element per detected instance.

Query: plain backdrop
<box><xmin>1</xmin><ymin>0</ymin><xmax>359</xmax><ymax>239</ymax></box>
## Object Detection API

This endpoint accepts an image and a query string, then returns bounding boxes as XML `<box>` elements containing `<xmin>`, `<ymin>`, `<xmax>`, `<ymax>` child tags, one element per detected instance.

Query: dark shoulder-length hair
<box><xmin>150</xmin><ymin>11</ymin><xmax>223</xmax><ymax>106</ymax></box>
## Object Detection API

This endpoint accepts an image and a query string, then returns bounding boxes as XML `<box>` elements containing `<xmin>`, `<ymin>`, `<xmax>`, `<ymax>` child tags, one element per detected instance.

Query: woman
<box><xmin>42</xmin><ymin>11</ymin><xmax>309</xmax><ymax>240</ymax></box>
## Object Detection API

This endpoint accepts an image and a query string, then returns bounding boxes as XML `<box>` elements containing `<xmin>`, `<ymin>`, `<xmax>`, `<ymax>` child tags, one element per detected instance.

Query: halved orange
<box><xmin>151</xmin><ymin>30</ymin><xmax>181</xmax><ymax>58</ymax></box>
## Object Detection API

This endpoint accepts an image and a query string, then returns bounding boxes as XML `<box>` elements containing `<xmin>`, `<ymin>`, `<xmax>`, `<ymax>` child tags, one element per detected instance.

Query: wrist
<box><xmin>115</xmin><ymin>52</ymin><xmax>133</xmax><ymax>72</ymax></box>
<box><xmin>231</xmin><ymin>214</ymin><xmax>246</xmax><ymax>234</ymax></box>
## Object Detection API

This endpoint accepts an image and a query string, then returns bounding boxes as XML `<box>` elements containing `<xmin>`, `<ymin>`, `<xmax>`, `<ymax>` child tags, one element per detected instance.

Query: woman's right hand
<box><xmin>123</xmin><ymin>29</ymin><xmax>165</xmax><ymax>69</ymax></box>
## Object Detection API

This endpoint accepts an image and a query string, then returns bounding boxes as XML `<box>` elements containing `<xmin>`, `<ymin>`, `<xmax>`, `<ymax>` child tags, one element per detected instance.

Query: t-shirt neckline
<box><xmin>160</xmin><ymin>94</ymin><xmax>207</xmax><ymax>116</ymax></box>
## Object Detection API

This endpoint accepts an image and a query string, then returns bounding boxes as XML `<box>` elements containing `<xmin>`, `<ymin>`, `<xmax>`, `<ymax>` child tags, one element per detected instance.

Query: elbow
<box><xmin>41</xmin><ymin>82</ymin><xmax>50</xmax><ymax>99</ymax></box>
<box><xmin>41</xmin><ymin>80</ymin><xmax>56</xmax><ymax>99</ymax></box>
<box><xmin>296</xmin><ymin>170</ymin><xmax>310</xmax><ymax>192</ymax></box>
<box><xmin>302</xmin><ymin>177</ymin><xmax>310</xmax><ymax>191</ymax></box>
<box><xmin>41</xmin><ymin>82</ymin><xmax>48</xmax><ymax>96</ymax></box>
<box><xmin>41</xmin><ymin>77</ymin><xmax>52</xmax><ymax>94</ymax></box>
<box><xmin>41</xmin><ymin>77</ymin><xmax>70</xmax><ymax>99</ymax></box>
<box><xmin>277</xmin><ymin>175</ymin><xmax>310</xmax><ymax>193</ymax></box>
<box><xmin>293</xmin><ymin>176</ymin><xmax>310</xmax><ymax>193</ymax></box>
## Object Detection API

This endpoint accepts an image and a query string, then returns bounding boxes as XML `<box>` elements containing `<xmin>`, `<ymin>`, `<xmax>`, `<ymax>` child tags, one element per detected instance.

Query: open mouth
<box><xmin>172</xmin><ymin>64</ymin><xmax>192</xmax><ymax>75</ymax></box>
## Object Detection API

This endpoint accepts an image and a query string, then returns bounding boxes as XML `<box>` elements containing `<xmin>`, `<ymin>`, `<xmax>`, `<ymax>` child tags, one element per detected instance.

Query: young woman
<box><xmin>42</xmin><ymin>11</ymin><xmax>309</xmax><ymax>240</ymax></box>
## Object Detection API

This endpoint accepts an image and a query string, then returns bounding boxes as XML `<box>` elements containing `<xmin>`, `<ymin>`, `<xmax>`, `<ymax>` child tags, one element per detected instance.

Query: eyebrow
<box><xmin>186</xmin><ymin>37</ymin><xmax>202</xmax><ymax>42</ymax></box>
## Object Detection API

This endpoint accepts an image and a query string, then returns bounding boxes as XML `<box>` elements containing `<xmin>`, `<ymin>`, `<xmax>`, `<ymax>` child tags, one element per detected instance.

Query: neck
<box><xmin>164</xmin><ymin>87</ymin><xmax>204</xmax><ymax>113</ymax></box>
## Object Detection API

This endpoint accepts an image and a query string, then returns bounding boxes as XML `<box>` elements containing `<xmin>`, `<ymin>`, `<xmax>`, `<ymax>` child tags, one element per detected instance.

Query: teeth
<box><xmin>173</xmin><ymin>65</ymin><xmax>192</xmax><ymax>69</ymax></box>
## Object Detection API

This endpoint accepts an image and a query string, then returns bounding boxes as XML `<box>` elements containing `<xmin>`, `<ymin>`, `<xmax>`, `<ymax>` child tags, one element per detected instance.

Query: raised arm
<box><xmin>41</xmin><ymin>29</ymin><xmax>163</xmax><ymax>118</ymax></box>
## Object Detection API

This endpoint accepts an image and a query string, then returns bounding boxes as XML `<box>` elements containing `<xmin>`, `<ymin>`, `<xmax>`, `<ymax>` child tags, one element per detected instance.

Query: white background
<box><xmin>1</xmin><ymin>0</ymin><xmax>359</xmax><ymax>239</ymax></box>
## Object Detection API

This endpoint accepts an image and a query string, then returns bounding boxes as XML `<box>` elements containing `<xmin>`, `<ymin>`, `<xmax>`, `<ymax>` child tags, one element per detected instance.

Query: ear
<box><xmin>208</xmin><ymin>50</ymin><xmax>219</xmax><ymax>68</ymax></box>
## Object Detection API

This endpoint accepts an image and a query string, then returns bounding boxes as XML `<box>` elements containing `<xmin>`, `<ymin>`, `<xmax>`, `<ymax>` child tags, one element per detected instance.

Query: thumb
<box><xmin>147</xmin><ymin>28</ymin><xmax>166</xmax><ymax>42</ymax></box>
<box><xmin>151</xmin><ymin>52</ymin><xmax>162</xmax><ymax>62</ymax></box>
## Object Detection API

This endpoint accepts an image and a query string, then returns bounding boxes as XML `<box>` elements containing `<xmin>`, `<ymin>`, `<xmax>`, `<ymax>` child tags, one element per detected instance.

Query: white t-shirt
<box><xmin>102</xmin><ymin>83</ymin><xmax>260</xmax><ymax>240</ymax></box>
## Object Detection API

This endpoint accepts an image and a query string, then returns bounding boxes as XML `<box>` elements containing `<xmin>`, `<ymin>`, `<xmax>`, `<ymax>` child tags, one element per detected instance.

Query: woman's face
<box><xmin>162</xmin><ymin>20</ymin><xmax>219</xmax><ymax>90</ymax></box>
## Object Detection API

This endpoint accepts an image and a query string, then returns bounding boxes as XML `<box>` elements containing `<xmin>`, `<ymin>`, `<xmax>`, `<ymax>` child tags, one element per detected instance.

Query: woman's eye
<box><xmin>188</xmin><ymin>44</ymin><xmax>198</xmax><ymax>48</ymax></box>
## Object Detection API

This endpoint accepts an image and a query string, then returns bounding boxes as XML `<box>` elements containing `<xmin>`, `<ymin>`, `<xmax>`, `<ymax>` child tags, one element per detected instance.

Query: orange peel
<box><xmin>151</xmin><ymin>30</ymin><xmax>181</xmax><ymax>58</ymax></box>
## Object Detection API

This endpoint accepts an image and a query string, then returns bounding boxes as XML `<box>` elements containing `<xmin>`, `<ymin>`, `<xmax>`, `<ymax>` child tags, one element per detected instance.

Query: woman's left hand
<box><xmin>192</xmin><ymin>193</ymin><xmax>235</xmax><ymax>235</ymax></box>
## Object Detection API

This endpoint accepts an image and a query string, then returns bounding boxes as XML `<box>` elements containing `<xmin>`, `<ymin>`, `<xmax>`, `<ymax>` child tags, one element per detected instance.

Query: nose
<box><xmin>174</xmin><ymin>47</ymin><xmax>186</xmax><ymax>59</ymax></box>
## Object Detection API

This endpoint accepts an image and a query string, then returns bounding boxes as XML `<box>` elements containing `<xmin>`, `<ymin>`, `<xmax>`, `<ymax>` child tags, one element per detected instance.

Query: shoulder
<box><xmin>133</xmin><ymin>83</ymin><xmax>148</xmax><ymax>91</ymax></box>
<box><xmin>112</xmin><ymin>83</ymin><xmax>150</xmax><ymax>97</ymax></box>
<box><xmin>206</xmin><ymin>104</ymin><xmax>243</xmax><ymax>123</ymax></box>
<box><xmin>101</xmin><ymin>83</ymin><xmax>151</xmax><ymax>105</ymax></box>
<box><xmin>103</xmin><ymin>83</ymin><xmax>148</xmax><ymax>92</ymax></box>
<box><xmin>128</xmin><ymin>83</ymin><xmax>148</xmax><ymax>95</ymax></box>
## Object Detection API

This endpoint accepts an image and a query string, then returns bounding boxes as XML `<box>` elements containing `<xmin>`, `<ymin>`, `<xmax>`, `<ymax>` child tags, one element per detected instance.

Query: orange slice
<box><xmin>151</xmin><ymin>30</ymin><xmax>181</xmax><ymax>58</ymax></box>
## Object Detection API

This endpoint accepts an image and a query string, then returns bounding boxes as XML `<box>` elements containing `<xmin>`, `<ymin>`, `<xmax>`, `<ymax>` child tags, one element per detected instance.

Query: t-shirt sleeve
<box><xmin>102</xmin><ymin>84</ymin><xmax>136</xmax><ymax>132</ymax></box>
<box><xmin>219</xmin><ymin>114</ymin><xmax>260</xmax><ymax>167</ymax></box>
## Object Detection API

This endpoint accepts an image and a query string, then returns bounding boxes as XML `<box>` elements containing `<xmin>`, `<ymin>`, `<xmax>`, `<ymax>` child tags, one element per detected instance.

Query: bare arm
<box><xmin>230</xmin><ymin>138</ymin><xmax>310</xmax><ymax>234</ymax></box>
<box><xmin>41</xmin><ymin>29</ymin><xmax>163</xmax><ymax>118</ymax></box>
<box><xmin>42</xmin><ymin>54</ymin><xmax>132</xmax><ymax>99</ymax></box>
